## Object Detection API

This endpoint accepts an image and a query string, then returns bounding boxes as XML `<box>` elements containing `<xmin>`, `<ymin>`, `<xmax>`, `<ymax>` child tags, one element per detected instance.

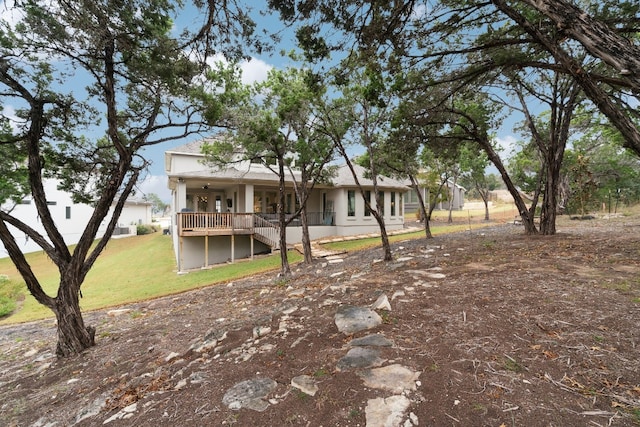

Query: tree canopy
<box><xmin>0</xmin><ymin>0</ymin><xmax>260</xmax><ymax>356</ymax></box>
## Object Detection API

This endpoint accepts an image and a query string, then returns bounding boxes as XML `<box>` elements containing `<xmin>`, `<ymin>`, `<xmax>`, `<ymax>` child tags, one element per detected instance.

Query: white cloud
<box><xmin>494</xmin><ymin>134</ymin><xmax>518</xmax><ymax>158</ymax></box>
<box><xmin>136</xmin><ymin>175</ymin><xmax>171</xmax><ymax>203</ymax></box>
<box><xmin>206</xmin><ymin>53</ymin><xmax>272</xmax><ymax>85</ymax></box>
<box><xmin>2</xmin><ymin>105</ymin><xmax>22</xmax><ymax>133</ymax></box>
<box><xmin>0</xmin><ymin>1</ymin><xmax>24</xmax><ymax>28</ymax></box>
<box><xmin>410</xmin><ymin>3</ymin><xmax>429</xmax><ymax>20</ymax></box>
<box><xmin>238</xmin><ymin>58</ymin><xmax>272</xmax><ymax>85</ymax></box>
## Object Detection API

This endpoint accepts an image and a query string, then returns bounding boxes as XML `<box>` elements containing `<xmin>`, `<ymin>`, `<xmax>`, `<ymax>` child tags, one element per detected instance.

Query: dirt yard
<box><xmin>1</xmin><ymin>213</ymin><xmax>639</xmax><ymax>426</ymax></box>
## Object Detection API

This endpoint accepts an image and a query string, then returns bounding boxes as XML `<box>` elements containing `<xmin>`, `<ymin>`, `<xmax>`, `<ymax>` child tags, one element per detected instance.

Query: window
<box><xmin>391</xmin><ymin>192</ymin><xmax>396</xmax><ymax>216</ymax></box>
<box><xmin>364</xmin><ymin>191</ymin><xmax>371</xmax><ymax>217</ymax></box>
<box><xmin>377</xmin><ymin>191</ymin><xmax>384</xmax><ymax>216</ymax></box>
<box><xmin>46</xmin><ymin>201</ymin><xmax>57</xmax><ymax>206</ymax></box>
<box><xmin>404</xmin><ymin>190</ymin><xmax>418</xmax><ymax>204</ymax></box>
<box><xmin>65</xmin><ymin>206</ymin><xmax>71</xmax><ymax>219</ymax></box>
<box><xmin>20</xmin><ymin>199</ymin><xmax>31</xmax><ymax>205</ymax></box>
<box><xmin>347</xmin><ymin>190</ymin><xmax>355</xmax><ymax>217</ymax></box>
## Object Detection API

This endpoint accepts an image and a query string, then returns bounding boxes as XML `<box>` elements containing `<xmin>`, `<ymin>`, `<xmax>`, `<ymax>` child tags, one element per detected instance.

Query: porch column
<box><xmin>175</xmin><ymin>180</ymin><xmax>187</xmax><ymax>212</ymax></box>
<box><xmin>244</xmin><ymin>184</ymin><xmax>254</xmax><ymax>213</ymax></box>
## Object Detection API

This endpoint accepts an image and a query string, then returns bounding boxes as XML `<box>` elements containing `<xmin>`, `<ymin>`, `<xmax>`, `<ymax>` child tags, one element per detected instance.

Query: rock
<box><xmin>23</xmin><ymin>348</ymin><xmax>38</xmax><ymax>358</ymax></box>
<box><xmin>334</xmin><ymin>306</ymin><xmax>383</xmax><ymax>334</ymax></box>
<box><xmin>222</xmin><ymin>378</ymin><xmax>278</xmax><ymax>412</ymax></box>
<box><xmin>193</xmin><ymin>338</ymin><xmax>217</xmax><ymax>353</ymax></box>
<box><xmin>391</xmin><ymin>290</ymin><xmax>405</xmax><ymax>300</ymax></box>
<box><xmin>365</xmin><ymin>395</ymin><xmax>411</xmax><ymax>427</ymax></box>
<box><xmin>252</xmin><ymin>326</ymin><xmax>271</xmax><ymax>339</ymax></box>
<box><xmin>358</xmin><ymin>364</ymin><xmax>421</xmax><ymax>393</ymax></box>
<box><xmin>371</xmin><ymin>294</ymin><xmax>392</xmax><ymax>311</ymax></box>
<box><xmin>336</xmin><ymin>347</ymin><xmax>386</xmax><ymax>371</ymax></box>
<box><xmin>75</xmin><ymin>395</ymin><xmax>107</xmax><ymax>424</ymax></box>
<box><xmin>107</xmin><ymin>309</ymin><xmax>131</xmax><ymax>317</ymax></box>
<box><xmin>349</xmin><ymin>334</ymin><xmax>393</xmax><ymax>347</ymax></box>
<box><xmin>291</xmin><ymin>375</ymin><xmax>319</xmax><ymax>396</ymax></box>
<box><xmin>165</xmin><ymin>352</ymin><xmax>180</xmax><ymax>362</ymax></box>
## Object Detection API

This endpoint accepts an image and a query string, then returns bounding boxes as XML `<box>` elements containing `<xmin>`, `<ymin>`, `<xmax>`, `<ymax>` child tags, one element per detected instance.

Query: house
<box><xmin>165</xmin><ymin>138</ymin><xmax>409</xmax><ymax>271</ymax></box>
<box><xmin>403</xmin><ymin>180</ymin><xmax>466</xmax><ymax>215</ymax></box>
<box><xmin>0</xmin><ymin>179</ymin><xmax>153</xmax><ymax>258</ymax></box>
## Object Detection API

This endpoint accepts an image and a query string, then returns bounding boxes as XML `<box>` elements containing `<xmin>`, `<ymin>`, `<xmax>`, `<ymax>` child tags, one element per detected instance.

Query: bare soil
<box><xmin>1</xmin><ymin>213</ymin><xmax>640</xmax><ymax>426</ymax></box>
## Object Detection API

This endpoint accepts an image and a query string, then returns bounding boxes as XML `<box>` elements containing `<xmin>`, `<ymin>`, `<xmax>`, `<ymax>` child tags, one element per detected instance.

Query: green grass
<box><xmin>0</xmin><ymin>204</ymin><xmax>509</xmax><ymax>325</ymax></box>
<box><xmin>0</xmin><ymin>233</ymin><xmax>301</xmax><ymax>325</ymax></box>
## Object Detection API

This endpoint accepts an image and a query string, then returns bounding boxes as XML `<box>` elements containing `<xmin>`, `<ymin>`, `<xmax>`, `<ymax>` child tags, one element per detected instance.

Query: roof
<box><xmin>333</xmin><ymin>164</ymin><xmax>409</xmax><ymax>190</ymax></box>
<box><xmin>165</xmin><ymin>138</ymin><xmax>408</xmax><ymax>191</ymax></box>
<box><xmin>165</xmin><ymin>136</ymin><xmax>223</xmax><ymax>155</ymax></box>
<box><xmin>168</xmin><ymin>166</ymin><xmax>296</xmax><ymax>183</ymax></box>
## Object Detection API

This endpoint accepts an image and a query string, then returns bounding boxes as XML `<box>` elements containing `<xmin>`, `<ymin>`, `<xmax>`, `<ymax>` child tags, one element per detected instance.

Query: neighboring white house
<box><xmin>403</xmin><ymin>180</ymin><xmax>466</xmax><ymax>215</ymax></box>
<box><xmin>0</xmin><ymin>179</ymin><xmax>153</xmax><ymax>258</ymax></box>
<box><xmin>165</xmin><ymin>138</ymin><xmax>409</xmax><ymax>271</ymax></box>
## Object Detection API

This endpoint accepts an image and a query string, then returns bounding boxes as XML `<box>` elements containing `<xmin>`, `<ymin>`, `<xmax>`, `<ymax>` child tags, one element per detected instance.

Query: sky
<box><xmin>1</xmin><ymin>1</ymin><xmax>519</xmax><ymax>203</ymax></box>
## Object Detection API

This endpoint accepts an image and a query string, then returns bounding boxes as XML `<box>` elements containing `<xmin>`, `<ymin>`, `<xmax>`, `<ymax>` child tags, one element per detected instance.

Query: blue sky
<box><xmin>1</xmin><ymin>1</ymin><xmax>519</xmax><ymax>203</ymax></box>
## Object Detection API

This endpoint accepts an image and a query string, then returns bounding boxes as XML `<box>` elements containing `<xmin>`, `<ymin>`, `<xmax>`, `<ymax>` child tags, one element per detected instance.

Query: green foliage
<box><xmin>0</xmin><ymin>123</ymin><xmax>29</xmax><ymax>205</ymax></box>
<box><xmin>144</xmin><ymin>193</ymin><xmax>169</xmax><ymax>215</ymax></box>
<box><xmin>0</xmin><ymin>275</ymin><xmax>23</xmax><ymax>318</ymax></box>
<box><xmin>0</xmin><ymin>296</ymin><xmax>16</xmax><ymax>318</ymax></box>
<box><xmin>136</xmin><ymin>224</ymin><xmax>158</xmax><ymax>235</ymax></box>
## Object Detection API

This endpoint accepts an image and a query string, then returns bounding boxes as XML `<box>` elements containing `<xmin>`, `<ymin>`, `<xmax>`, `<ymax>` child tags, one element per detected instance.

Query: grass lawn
<box><xmin>0</xmin><ymin>203</ymin><xmax>515</xmax><ymax>325</ymax></box>
<box><xmin>0</xmin><ymin>233</ymin><xmax>302</xmax><ymax>325</ymax></box>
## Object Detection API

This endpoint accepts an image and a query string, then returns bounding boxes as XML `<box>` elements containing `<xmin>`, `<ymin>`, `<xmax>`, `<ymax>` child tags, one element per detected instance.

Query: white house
<box><xmin>403</xmin><ymin>180</ymin><xmax>466</xmax><ymax>215</ymax></box>
<box><xmin>0</xmin><ymin>179</ymin><xmax>153</xmax><ymax>258</ymax></box>
<box><xmin>165</xmin><ymin>138</ymin><xmax>409</xmax><ymax>271</ymax></box>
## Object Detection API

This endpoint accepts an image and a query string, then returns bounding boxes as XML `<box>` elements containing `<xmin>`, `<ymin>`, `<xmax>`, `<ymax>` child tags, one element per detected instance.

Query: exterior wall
<box><xmin>285</xmin><ymin>225</ymin><xmax>338</xmax><ymax>243</ymax></box>
<box><xmin>331</xmin><ymin>187</ymin><xmax>405</xmax><ymax>235</ymax></box>
<box><xmin>0</xmin><ymin>179</ymin><xmax>151</xmax><ymax>258</ymax></box>
<box><xmin>404</xmin><ymin>184</ymin><xmax>465</xmax><ymax>213</ymax></box>
<box><xmin>116</xmin><ymin>203</ymin><xmax>153</xmax><ymax>226</ymax></box>
<box><xmin>179</xmin><ymin>235</ymin><xmax>270</xmax><ymax>270</ymax></box>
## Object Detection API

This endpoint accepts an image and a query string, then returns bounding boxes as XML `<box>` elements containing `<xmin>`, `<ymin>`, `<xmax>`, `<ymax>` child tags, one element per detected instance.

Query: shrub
<box><xmin>136</xmin><ymin>224</ymin><xmax>158</xmax><ymax>235</ymax></box>
<box><xmin>0</xmin><ymin>296</ymin><xmax>16</xmax><ymax>318</ymax></box>
<box><xmin>0</xmin><ymin>275</ymin><xmax>20</xmax><ymax>318</ymax></box>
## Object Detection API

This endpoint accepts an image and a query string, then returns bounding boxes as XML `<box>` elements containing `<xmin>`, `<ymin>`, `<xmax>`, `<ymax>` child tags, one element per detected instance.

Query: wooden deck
<box><xmin>177</xmin><ymin>212</ymin><xmax>280</xmax><ymax>248</ymax></box>
<box><xmin>178</xmin><ymin>212</ymin><xmax>255</xmax><ymax>236</ymax></box>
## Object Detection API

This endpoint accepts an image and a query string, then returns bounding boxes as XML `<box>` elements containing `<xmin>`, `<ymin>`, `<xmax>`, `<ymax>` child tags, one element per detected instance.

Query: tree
<box><xmin>144</xmin><ymin>193</ymin><xmax>169</xmax><ymax>216</ymax></box>
<box><xmin>0</xmin><ymin>0</ymin><xmax>258</xmax><ymax>357</ymax></box>
<box><xmin>203</xmin><ymin>65</ymin><xmax>335</xmax><ymax>273</ymax></box>
<box><xmin>270</xmin><ymin>0</ymin><xmax>640</xmax><ymax>227</ymax></box>
<box><xmin>494</xmin><ymin>0</ymin><xmax>640</xmax><ymax>156</ymax></box>
<box><xmin>459</xmin><ymin>144</ymin><xmax>498</xmax><ymax>221</ymax></box>
<box><xmin>330</xmin><ymin>57</ymin><xmax>397</xmax><ymax>261</ymax></box>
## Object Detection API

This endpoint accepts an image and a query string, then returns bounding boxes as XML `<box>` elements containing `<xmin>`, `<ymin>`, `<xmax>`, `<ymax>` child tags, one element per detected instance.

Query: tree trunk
<box><xmin>299</xmin><ymin>208</ymin><xmax>313</xmax><ymax>264</ymax></box>
<box><xmin>447</xmin><ymin>175</ymin><xmax>458</xmax><ymax>224</ymax></box>
<box><xmin>277</xmin><ymin>157</ymin><xmax>291</xmax><ymax>277</ymax></box>
<box><xmin>54</xmin><ymin>282</ymin><xmax>95</xmax><ymax>358</ymax></box>
<box><xmin>373</xmin><ymin>211</ymin><xmax>392</xmax><ymax>261</ymax></box>
<box><xmin>479</xmin><ymin>138</ymin><xmax>538</xmax><ymax>234</ymax></box>
<box><xmin>483</xmin><ymin>197</ymin><xmax>490</xmax><ymax>221</ymax></box>
<box><xmin>519</xmin><ymin>0</ymin><xmax>640</xmax><ymax>92</ymax></box>
<box><xmin>492</xmin><ymin>0</ymin><xmax>640</xmax><ymax>158</ymax></box>
<box><xmin>409</xmin><ymin>175</ymin><xmax>432</xmax><ymax>239</ymax></box>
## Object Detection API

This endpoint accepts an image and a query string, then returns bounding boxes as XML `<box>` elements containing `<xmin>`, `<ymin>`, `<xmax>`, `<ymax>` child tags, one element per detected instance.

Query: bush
<box><xmin>0</xmin><ymin>295</ymin><xmax>16</xmax><ymax>318</ymax></box>
<box><xmin>136</xmin><ymin>224</ymin><xmax>158</xmax><ymax>235</ymax></box>
<box><xmin>0</xmin><ymin>275</ymin><xmax>21</xmax><ymax>318</ymax></box>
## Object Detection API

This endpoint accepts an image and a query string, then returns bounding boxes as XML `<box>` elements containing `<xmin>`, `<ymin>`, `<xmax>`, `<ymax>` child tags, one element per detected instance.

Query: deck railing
<box><xmin>178</xmin><ymin>212</ymin><xmax>335</xmax><ymax>241</ymax></box>
<box><xmin>255</xmin><ymin>212</ymin><xmax>335</xmax><ymax>226</ymax></box>
<box><xmin>178</xmin><ymin>212</ymin><xmax>254</xmax><ymax>233</ymax></box>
